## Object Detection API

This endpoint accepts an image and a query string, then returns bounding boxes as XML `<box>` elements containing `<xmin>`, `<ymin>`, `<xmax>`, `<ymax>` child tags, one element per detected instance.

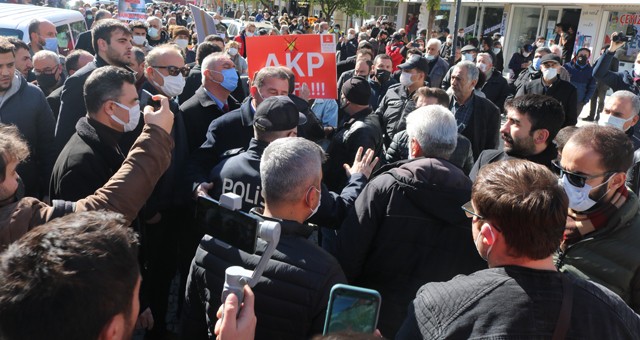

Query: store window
<box><xmin>481</xmin><ymin>7</ymin><xmax>504</xmax><ymax>37</ymax></box>
<box><xmin>603</xmin><ymin>11</ymin><xmax>640</xmax><ymax>64</ymax></box>
<box><xmin>505</xmin><ymin>7</ymin><xmax>541</xmax><ymax>68</ymax></box>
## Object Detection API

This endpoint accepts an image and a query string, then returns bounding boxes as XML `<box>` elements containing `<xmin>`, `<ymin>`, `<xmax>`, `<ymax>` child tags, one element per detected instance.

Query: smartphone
<box><xmin>323</xmin><ymin>284</ymin><xmax>381</xmax><ymax>335</ymax></box>
<box><xmin>142</xmin><ymin>89</ymin><xmax>162</xmax><ymax>111</ymax></box>
<box><xmin>195</xmin><ymin>196</ymin><xmax>259</xmax><ymax>253</ymax></box>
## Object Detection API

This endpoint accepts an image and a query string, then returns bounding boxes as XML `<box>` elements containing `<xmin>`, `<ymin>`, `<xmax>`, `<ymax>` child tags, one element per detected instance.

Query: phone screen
<box><xmin>324</xmin><ymin>285</ymin><xmax>380</xmax><ymax>335</ymax></box>
<box><xmin>195</xmin><ymin>196</ymin><xmax>259</xmax><ymax>253</ymax></box>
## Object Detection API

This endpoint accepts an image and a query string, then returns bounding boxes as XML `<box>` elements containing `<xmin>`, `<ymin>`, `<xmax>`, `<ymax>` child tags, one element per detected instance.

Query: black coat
<box><xmin>449</xmin><ymin>94</ymin><xmax>501</xmax><ymax>159</ymax></box>
<box><xmin>481</xmin><ymin>68</ymin><xmax>510</xmax><ymax>112</ymax></box>
<box><xmin>516</xmin><ymin>77</ymin><xmax>578</xmax><ymax>127</ymax></box>
<box><xmin>46</xmin><ymin>85</ymin><xmax>63</xmax><ymax>120</ymax></box>
<box><xmin>335</xmin><ymin>157</ymin><xmax>487</xmax><ymax>336</ymax></box>
<box><xmin>180</xmin><ymin>87</ymin><xmax>234</xmax><ymax>153</ymax></box>
<box><xmin>49</xmin><ymin>117</ymin><xmax>124</xmax><ymax>201</ymax></box>
<box><xmin>323</xmin><ymin>107</ymin><xmax>383</xmax><ymax>192</ymax></box>
<box><xmin>74</xmin><ymin>30</ymin><xmax>95</xmax><ymax>55</ymax></box>
<box><xmin>468</xmin><ymin>144</ymin><xmax>558</xmax><ymax>182</ymax></box>
<box><xmin>182</xmin><ymin>213</ymin><xmax>346</xmax><ymax>340</ymax></box>
<box><xmin>375</xmin><ymin>83</ymin><xmax>418</xmax><ymax>147</ymax></box>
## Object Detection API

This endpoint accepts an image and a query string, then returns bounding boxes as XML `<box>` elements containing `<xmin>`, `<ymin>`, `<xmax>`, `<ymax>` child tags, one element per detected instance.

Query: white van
<box><xmin>0</xmin><ymin>3</ymin><xmax>87</xmax><ymax>54</ymax></box>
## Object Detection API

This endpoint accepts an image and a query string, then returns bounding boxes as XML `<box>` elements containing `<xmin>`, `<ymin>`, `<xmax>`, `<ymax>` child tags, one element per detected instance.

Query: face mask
<box><xmin>560</xmin><ymin>174</ymin><xmax>612</xmax><ymax>212</ymax></box>
<box><xmin>213</xmin><ymin>18</ymin><xmax>220</xmax><ymax>25</ymax></box>
<box><xmin>174</xmin><ymin>38</ymin><xmax>188</xmax><ymax>49</ymax></box>
<box><xmin>307</xmin><ymin>186</ymin><xmax>321</xmax><ymax>219</ymax></box>
<box><xmin>536</xmin><ymin>42</ymin><xmax>544</xmax><ymax>48</ymax></box>
<box><xmin>425</xmin><ymin>54</ymin><xmax>435</xmax><ymax>61</ymax></box>
<box><xmin>347</xmin><ymin>34</ymin><xmax>355</xmax><ymax>40</ymax></box>
<box><xmin>399</xmin><ymin>71</ymin><xmax>413</xmax><ymax>87</ymax></box>
<box><xmin>576</xmin><ymin>55</ymin><xmax>588</xmax><ymax>66</ymax></box>
<box><xmin>152</xmin><ymin>68</ymin><xmax>185</xmax><ymax>97</ymax></box>
<box><xmin>148</xmin><ymin>27</ymin><xmax>159</xmax><ymax>38</ymax></box>
<box><xmin>532</xmin><ymin>57</ymin><xmax>541</xmax><ymax>70</ymax></box>
<box><xmin>462</xmin><ymin>53</ymin><xmax>474</xmax><ymax>61</ymax></box>
<box><xmin>634</xmin><ymin>63</ymin><xmax>640</xmax><ymax>76</ymax></box>
<box><xmin>44</xmin><ymin>37</ymin><xmax>58</xmax><ymax>52</ymax></box>
<box><xmin>446</xmin><ymin>38</ymin><xmax>452</xmax><ymax>45</ymax></box>
<box><xmin>245</xmin><ymin>31</ymin><xmax>254</xmax><ymax>37</ymax></box>
<box><xmin>523</xmin><ymin>51</ymin><xmax>531</xmax><ymax>58</ymax></box>
<box><xmin>211</xmin><ymin>68</ymin><xmax>239</xmax><ymax>92</ymax></box>
<box><xmin>477</xmin><ymin>63</ymin><xmax>487</xmax><ymax>73</ymax></box>
<box><xmin>322</xmin><ymin>30</ymin><xmax>329</xmax><ymax>34</ymax></box>
<box><xmin>492</xmin><ymin>48</ymin><xmax>501</xmax><ymax>55</ymax></box>
<box><xmin>36</xmin><ymin>72</ymin><xmax>58</xmax><ymax>90</ymax></box>
<box><xmin>474</xmin><ymin>226</ymin><xmax>495</xmax><ymax>262</ymax></box>
<box><xmin>375</xmin><ymin>69</ymin><xmax>390</xmax><ymax>84</ymax></box>
<box><xmin>132</xmin><ymin>35</ymin><xmax>147</xmax><ymax>45</ymax></box>
<box><xmin>599</xmin><ymin>113</ymin><xmax>634</xmax><ymax>131</ymax></box>
<box><xmin>86</xmin><ymin>14</ymin><xmax>93</xmax><ymax>19</ymax></box>
<box><xmin>542</xmin><ymin>67</ymin><xmax>557</xmax><ymax>80</ymax></box>
<box><xmin>111</xmin><ymin>101</ymin><xmax>141</xmax><ymax>132</ymax></box>
<box><xmin>228</xmin><ymin>47</ymin><xmax>238</xmax><ymax>56</ymax></box>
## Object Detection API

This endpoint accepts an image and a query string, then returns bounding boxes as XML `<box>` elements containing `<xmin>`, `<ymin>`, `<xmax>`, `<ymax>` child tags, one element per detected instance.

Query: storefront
<box><xmin>409</xmin><ymin>0</ymin><xmax>640</xmax><ymax>74</ymax></box>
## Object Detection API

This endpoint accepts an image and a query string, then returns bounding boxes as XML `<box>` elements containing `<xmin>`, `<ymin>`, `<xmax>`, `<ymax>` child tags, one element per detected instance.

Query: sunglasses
<box><xmin>461</xmin><ymin>201</ymin><xmax>483</xmax><ymax>220</ymax></box>
<box><xmin>552</xmin><ymin>159</ymin><xmax>614</xmax><ymax>188</ymax></box>
<box><xmin>153</xmin><ymin>65</ymin><xmax>189</xmax><ymax>77</ymax></box>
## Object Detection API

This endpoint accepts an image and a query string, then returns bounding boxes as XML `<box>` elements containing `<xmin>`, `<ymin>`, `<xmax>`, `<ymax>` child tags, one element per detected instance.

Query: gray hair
<box><xmin>358</xmin><ymin>32</ymin><xmax>369</xmax><ymax>41</ymax></box>
<box><xmin>260</xmin><ymin>137</ymin><xmax>325</xmax><ymax>204</ymax></box>
<box><xmin>535</xmin><ymin>46</ymin><xmax>552</xmax><ymax>55</ymax></box>
<box><xmin>477</xmin><ymin>52</ymin><xmax>493</xmax><ymax>64</ymax></box>
<box><xmin>145</xmin><ymin>43</ymin><xmax>183</xmax><ymax>68</ymax></box>
<box><xmin>253</xmin><ymin>66</ymin><xmax>290</xmax><ymax>90</ymax></box>
<box><xmin>201</xmin><ymin>52</ymin><xmax>231</xmax><ymax>84</ymax></box>
<box><xmin>549</xmin><ymin>45</ymin><xmax>562</xmax><ymax>57</ymax></box>
<box><xmin>32</xmin><ymin>50</ymin><xmax>60</xmax><ymax>65</ymax></box>
<box><xmin>146</xmin><ymin>16</ymin><xmax>161</xmax><ymax>25</ymax></box>
<box><xmin>608</xmin><ymin>90</ymin><xmax>640</xmax><ymax>116</ymax></box>
<box><xmin>406</xmin><ymin>105</ymin><xmax>458</xmax><ymax>159</ymax></box>
<box><xmin>427</xmin><ymin>38</ymin><xmax>441</xmax><ymax>50</ymax></box>
<box><xmin>454</xmin><ymin>61</ymin><xmax>479</xmax><ymax>82</ymax></box>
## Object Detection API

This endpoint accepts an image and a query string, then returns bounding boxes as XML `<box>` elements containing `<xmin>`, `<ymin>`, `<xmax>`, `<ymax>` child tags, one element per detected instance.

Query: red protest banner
<box><xmin>246</xmin><ymin>34</ymin><xmax>338</xmax><ymax>99</ymax></box>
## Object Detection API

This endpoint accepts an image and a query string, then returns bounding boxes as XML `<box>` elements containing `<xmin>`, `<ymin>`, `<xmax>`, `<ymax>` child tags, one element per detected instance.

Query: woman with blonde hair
<box><xmin>225</xmin><ymin>40</ymin><xmax>248</xmax><ymax>76</ymax></box>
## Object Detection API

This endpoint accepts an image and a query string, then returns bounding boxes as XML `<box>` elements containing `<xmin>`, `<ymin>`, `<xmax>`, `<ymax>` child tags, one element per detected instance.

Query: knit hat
<box><xmin>342</xmin><ymin>76</ymin><xmax>371</xmax><ymax>105</ymax></box>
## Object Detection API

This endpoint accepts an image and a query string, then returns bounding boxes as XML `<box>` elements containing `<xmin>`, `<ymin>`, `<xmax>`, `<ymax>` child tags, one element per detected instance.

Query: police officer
<box><xmin>208</xmin><ymin>95</ymin><xmax>306</xmax><ymax>212</ymax></box>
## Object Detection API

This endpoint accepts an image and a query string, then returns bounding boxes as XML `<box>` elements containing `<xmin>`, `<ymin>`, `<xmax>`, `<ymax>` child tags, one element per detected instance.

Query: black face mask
<box><xmin>37</xmin><ymin>73</ymin><xmax>58</xmax><ymax>90</ymax></box>
<box><xmin>576</xmin><ymin>55</ymin><xmax>588</xmax><ymax>66</ymax></box>
<box><xmin>375</xmin><ymin>69</ymin><xmax>391</xmax><ymax>84</ymax></box>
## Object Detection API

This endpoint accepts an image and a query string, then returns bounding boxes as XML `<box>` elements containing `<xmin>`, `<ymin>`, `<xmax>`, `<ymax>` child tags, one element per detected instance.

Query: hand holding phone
<box><xmin>323</xmin><ymin>284</ymin><xmax>381</xmax><ymax>335</ymax></box>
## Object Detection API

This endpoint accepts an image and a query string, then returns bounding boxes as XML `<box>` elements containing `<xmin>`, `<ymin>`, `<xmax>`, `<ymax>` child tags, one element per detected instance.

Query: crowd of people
<box><xmin>0</xmin><ymin>1</ymin><xmax>639</xmax><ymax>339</ymax></box>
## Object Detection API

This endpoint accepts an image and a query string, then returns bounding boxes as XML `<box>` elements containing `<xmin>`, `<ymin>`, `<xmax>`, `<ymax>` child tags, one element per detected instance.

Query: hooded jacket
<box><xmin>335</xmin><ymin>157</ymin><xmax>487</xmax><ymax>336</ymax></box>
<box><xmin>0</xmin><ymin>72</ymin><xmax>56</xmax><ymax>198</ymax></box>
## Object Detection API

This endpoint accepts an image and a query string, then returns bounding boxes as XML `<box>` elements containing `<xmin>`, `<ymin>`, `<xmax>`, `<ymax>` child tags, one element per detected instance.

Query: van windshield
<box><xmin>0</xmin><ymin>28</ymin><xmax>23</xmax><ymax>40</ymax></box>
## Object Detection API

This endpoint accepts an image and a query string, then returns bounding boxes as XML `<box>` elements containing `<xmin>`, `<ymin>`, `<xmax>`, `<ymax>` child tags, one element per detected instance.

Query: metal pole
<box><xmin>449</xmin><ymin>0</ymin><xmax>461</xmax><ymax>66</ymax></box>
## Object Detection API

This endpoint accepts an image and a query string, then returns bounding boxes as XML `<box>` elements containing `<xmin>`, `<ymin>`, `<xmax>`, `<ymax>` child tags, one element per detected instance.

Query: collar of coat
<box><xmin>250</xmin><ymin>208</ymin><xmax>315</xmax><ymax>238</ymax></box>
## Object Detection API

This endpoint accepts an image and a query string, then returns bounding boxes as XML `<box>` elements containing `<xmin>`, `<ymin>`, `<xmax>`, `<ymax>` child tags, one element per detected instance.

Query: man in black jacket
<box><xmin>469</xmin><ymin>94</ymin><xmax>564</xmax><ymax>181</ymax></box>
<box><xmin>477</xmin><ymin>52</ymin><xmax>509</xmax><ymax>112</ymax></box>
<box><xmin>74</xmin><ymin>9</ymin><xmax>113</xmax><ymax>55</ymax></box>
<box><xmin>180</xmin><ymin>52</ymin><xmax>240</xmax><ymax>153</ymax></box>
<box><xmin>182</xmin><ymin>137</ymin><xmax>347</xmax><ymax>339</ymax></box>
<box><xmin>396</xmin><ymin>160</ymin><xmax>640</xmax><ymax>339</ymax></box>
<box><xmin>324</xmin><ymin>76</ymin><xmax>382</xmax><ymax>193</ymax></box>
<box><xmin>592</xmin><ymin>32</ymin><xmax>640</xmax><ymax>96</ymax></box>
<box><xmin>449</xmin><ymin>61</ymin><xmax>501</xmax><ymax>159</ymax></box>
<box><xmin>516</xmin><ymin>53</ymin><xmax>577</xmax><ymax>127</ymax></box>
<box><xmin>177</xmin><ymin>41</ymin><xmax>221</xmax><ymax>105</ymax></box>
<box><xmin>55</xmin><ymin>19</ymin><xmax>134</xmax><ymax>154</ymax></box>
<box><xmin>336</xmin><ymin>105</ymin><xmax>486</xmax><ymax>336</ymax></box>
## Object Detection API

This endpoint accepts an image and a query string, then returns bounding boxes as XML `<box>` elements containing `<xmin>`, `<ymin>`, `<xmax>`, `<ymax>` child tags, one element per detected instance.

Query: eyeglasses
<box><xmin>34</xmin><ymin>65</ymin><xmax>58</xmax><ymax>76</ymax></box>
<box><xmin>152</xmin><ymin>65</ymin><xmax>189</xmax><ymax>77</ymax></box>
<box><xmin>552</xmin><ymin>159</ymin><xmax>614</xmax><ymax>188</ymax></box>
<box><xmin>461</xmin><ymin>201</ymin><xmax>483</xmax><ymax>220</ymax></box>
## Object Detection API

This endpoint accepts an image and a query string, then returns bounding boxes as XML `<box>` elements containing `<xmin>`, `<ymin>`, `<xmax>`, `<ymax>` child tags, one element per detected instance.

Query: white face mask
<box><xmin>536</xmin><ymin>42</ymin><xmax>544</xmax><ymax>48</ymax></box>
<box><xmin>523</xmin><ymin>51</ymin><xmax>531</xmax><ymax>58</ymax></box>
<box><xmin>245</xmin><ymin>31</ymin><xmax>254</xmax><ymax>37</ymax></box>
<box><xmin>132</xmin><ymin>35</ymin><xmax>147</xmax><ymax>46</ymax></box>
<box><xmin>542</xmin><ymin>67</ymin><xmax>557</xmax><ymax>80</ymax></box>
<box><xmin>228</xmin><ymin>47</ymin><xmax>238</xmax><ymax>56</ymax></box>
<box><xmin>307</xmin><ymin>186</ymin><xmax>321</xmax><ymax>219</ymax></box>
<box><xmin>476</xmin><ymin>63</ymin><xmax>488</xmax><ymax>73</ymax></box>
<box><xmin>347</xmin><ymin>33</ymin><xmax>355</xmax><ymax>40</ymax></box>
<box><xmin>560</xmin><ymin>175</ymin><xmax>612</xmax><ymax>212</ymax></box>
<box><xmin>174</xmin><ymin>38</ymin><xmax>188</xmax><ymax>49</ymax></box>
<box><xmin>213</xmin><ymin>18</ymin><xmax>220</xmax><ymax>25</ymax></box>
<box><xmin>599</xmin><ymin>113</ymin><xmax>634</xmax><ymax>131</ymax></box>
<box><xmin>474</xmin><ymin>226</ymin><xmax>495</xmax><ymax>262</ymax></box>
<box><xmin>148</xmin><ymin>27</ymin><xmax>159</xmax><ymax>38</ymax></box>
<box><xmin>492</xmin><ymin>47</ymin><xmax>501</xmax><ymax>55</ymax></box>
<box><xmin>399</xmin><ymin>71</ymin><xmax>413</xmax><ymax>87</ymax></box>
<box><xmin>634</xmin><ymin>63</ymin><xmax>640</xmax><ymax>76</ymax></box>
<box><xmin>152</xmin><ymin>68</ymin><xmax>185</xmax><ymax>97</ymax></box>
<box><xmin>462</xmin><ymin>53</ymin><xmax>474</xmax><ymax>61</ymax></box>
<box><xmin>111</xmin><ymin>101</ymin><xmax>141</xmax><ymax>132</ymax></box>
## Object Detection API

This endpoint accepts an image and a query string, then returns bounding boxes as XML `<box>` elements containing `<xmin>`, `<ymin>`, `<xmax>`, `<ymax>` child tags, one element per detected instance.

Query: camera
<box><xmin>612</xmin><ymin>32</ymin><xmax>629</xmax><ymax>43</ymax></box>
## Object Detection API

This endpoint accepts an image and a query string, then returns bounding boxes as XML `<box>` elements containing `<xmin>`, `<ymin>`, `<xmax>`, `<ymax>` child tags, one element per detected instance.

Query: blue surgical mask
<box><xmin>532</xmin><ymin>57</ymin><xmax>541</xmax><ymax>70</ymax></box>
<box><xmin>44</xmin><ymin>37</ymin><xmax>59</xmax><ymax>52</ymax></box>
<box><xmin>211</xmin><ymin>68</ymin><xmax>239</xmax><ymax>92</ymax></box>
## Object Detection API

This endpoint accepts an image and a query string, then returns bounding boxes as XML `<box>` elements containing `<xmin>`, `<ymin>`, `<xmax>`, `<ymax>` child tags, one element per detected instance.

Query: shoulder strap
<box><xmin>552</xmin><ymin>274</ymin><xmax>574</xmax><ymax>340</ymax></box>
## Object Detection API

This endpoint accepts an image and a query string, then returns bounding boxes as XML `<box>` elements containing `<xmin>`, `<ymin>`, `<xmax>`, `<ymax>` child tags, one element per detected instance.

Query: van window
<box><xmin>69</xmin><ymin>20</ymin><xmax>86</xmax><ymax>44</ymax></box>
<box><xmin>56</xmin><ymin>25</ymin><xmax>73</xmax><ymax>54</ymax></box>
<box><xmin>0</xmin><ymin>28</ymin><xmax>23</xmax><ymax>40</ymax></box>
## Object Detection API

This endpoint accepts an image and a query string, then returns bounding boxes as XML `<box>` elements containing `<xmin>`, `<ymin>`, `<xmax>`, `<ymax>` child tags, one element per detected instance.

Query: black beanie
<box><xmin>342</xmin><ymin>76</ymin><xmax>371</xmax><ymax>105</ymax></box>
